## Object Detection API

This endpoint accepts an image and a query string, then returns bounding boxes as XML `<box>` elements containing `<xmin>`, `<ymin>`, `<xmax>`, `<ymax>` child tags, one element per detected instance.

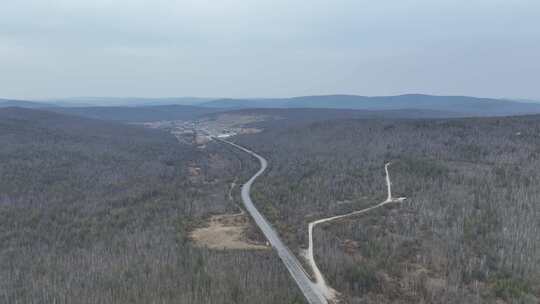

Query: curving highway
<box><xmin>216</xmin><ymin>138</ymin><xmax>328</xmax><ymax>304</ymax></box>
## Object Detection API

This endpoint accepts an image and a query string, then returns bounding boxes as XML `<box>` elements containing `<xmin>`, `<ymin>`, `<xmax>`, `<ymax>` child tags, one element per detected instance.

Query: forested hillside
<box><xmin>201</xmin><ymin>108</ymin><xmax>464</xmax><ymax>130</ymax></box>
<box><xmin>0</xmin><ymin>99</ymin><xmax>53</xmax><ymax>108</ymax></box>
<box><xmin>0</xmin><ymin>108</ymin><xmax>303</xmax><ymax>304</ymax></box>
<box><xmin>233</xmin><ymin>115</ymin><xmax>540</xmax><ymax>303</ymax></box>
<box><xmin>3</xmin><ymin>106</ymin><xmax>539</xmax><ymax>304</ymax></box>
<box><xmin>200</xmin><ymin>95</ymin><xmax>540</xmax><ymax>117</ymax></box>
<box><xmin>48</xmin><ymin>105</ymin><xmax>224</xmax><ymax>122</ymax></box>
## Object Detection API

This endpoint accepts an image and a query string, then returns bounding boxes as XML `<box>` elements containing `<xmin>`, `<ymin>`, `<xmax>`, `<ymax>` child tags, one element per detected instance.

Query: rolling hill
<box><xmin>6</xmin><ymin>94</ymin><xmax>540</xmax><ymax>122</ymax></box>
<box><xmin>0</xmin><ymin>98</ymin><xmax>55</xmax><ymax>108</ymax></box>
<box><xmin>199</xmin><ymin>107</ymin><xmax>465</xmax><ymax>131</ymax></box>
<box><xmin>0</xmin><ymin>107</ymin><xmax>301</xmax><ymax>304</ymax></box>
<box><xmin>48</xmin><ymin>105</ymin><xmax>225</xmax><ymax>122</ymax></box>
<box><xmin>200</xmin><ymin>94</ymin><xmax>540</xmax><ymax>116</ymax></box>
<box><xmin>44</xmin><ymin>97</ymin><xmax>216</xmax><ymax>107</ymax></box>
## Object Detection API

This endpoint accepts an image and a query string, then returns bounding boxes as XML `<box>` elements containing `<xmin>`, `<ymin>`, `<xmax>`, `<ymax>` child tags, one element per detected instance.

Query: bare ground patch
<box><xmin>190</xmin><ymin>213</ymin><xmax>269</xmax><ymax>250</ymax></box>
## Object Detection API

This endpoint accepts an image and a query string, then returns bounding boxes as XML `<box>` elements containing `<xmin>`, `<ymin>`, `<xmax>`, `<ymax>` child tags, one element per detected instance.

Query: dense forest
<box><xmin>234</xmin><ymin>115</ymin><xmax>540</xmax><ymax>303</ymax></box>
<box><xmin>0</xmin><ymin>108</ymin><xmax>303</xmax><ymax>304</ymax></box>
<box><xmin>49</xmin><ymin>105</ymin><xmax>224</xmax><ymax>122</ymax></box>
<box><xmin>3</xmin><ymin>106</ymin><xmax>539</xmax><ymax>304</ymax></box>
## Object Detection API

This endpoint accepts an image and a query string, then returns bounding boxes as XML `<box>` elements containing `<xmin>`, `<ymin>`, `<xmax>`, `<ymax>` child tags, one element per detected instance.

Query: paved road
<box><xmin>216</xmin><ymin>138</ymin><xmax>327</xmax><ymax>304</ymax></box>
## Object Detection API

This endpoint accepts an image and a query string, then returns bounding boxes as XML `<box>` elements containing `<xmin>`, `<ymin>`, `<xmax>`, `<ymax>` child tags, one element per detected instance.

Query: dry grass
<box><xmin>190</xmin><ymin>213</ymin><xmax>269</xmax><ymax>250</ymax></box>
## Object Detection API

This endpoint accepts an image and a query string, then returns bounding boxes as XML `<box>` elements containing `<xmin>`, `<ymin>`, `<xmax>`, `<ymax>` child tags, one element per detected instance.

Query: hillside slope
<box><xmin>200</xmin><ymin>94</ymin><xmax>540</xmax><ymax>116</ymax></box>
<box><xmin>0</xmin><ymin>107</ymin><xmax>302</xmax><ymax>304</ymax></box>
<box><xmin>0</xmin><ymin>98</ymin><xmax>54</xmax><ymax>108</ymax></box>
<box><xmin>45</xmin><ymin>97</ymin><xmax>216</xmax><ymax>107</ymax></box>
<box><xmin>48</xmin><ymin>104</ymin><xmax>225</xmax><ymax>122</ymax></box>
<box><xmin>234</xmin><ymin>115</ymin><xmax>540</xmax><ymax>303</ymax></box>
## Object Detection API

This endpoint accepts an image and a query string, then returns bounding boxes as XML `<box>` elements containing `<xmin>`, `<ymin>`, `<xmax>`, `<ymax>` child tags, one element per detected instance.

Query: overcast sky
<box><xmin>1</xmin><ymin>0</ymin><xmax>539</xmax><ymax>100</ymax></box>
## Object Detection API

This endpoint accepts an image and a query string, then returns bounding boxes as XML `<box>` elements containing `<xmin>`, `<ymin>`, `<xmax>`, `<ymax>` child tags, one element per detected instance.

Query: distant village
<box><xmin>140</xmin><ymin>115</ymin><xmax>263</xmax><ymax>147</ymax></box>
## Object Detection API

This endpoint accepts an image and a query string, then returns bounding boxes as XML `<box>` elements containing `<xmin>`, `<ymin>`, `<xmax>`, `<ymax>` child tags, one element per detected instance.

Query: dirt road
<box><xmin>305</xmin><ymin>163</ymin><xmax>406</xmax><ymax>300</ymax></box>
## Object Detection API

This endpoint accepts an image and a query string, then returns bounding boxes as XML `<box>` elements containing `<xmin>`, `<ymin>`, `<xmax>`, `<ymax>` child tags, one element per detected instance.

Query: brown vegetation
<box><xmin>0</xmin><ymin>108</ymin><xmax>304</xmax><ymax>304</ymax></box>
<box><xmin>190</xmin><ymin>213</ymin><xmax>269</xmax><ymax>250</ymax></box>
<box><xmin>233</xmin><ymin>116</ymin><xmax>540</xmax><ymax>303</ymax></box>
<box><xmin>5</xmin><ymin>106</ymin><xmax>540</xmax><ymax>304</ymax></box>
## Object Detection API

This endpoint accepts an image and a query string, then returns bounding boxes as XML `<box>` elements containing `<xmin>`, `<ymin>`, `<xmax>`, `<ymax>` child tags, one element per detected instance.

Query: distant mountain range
<box><xmin>198</xmin><ymin>94</ymin><xmax>540</xmax><ymax>116</ymax></box>
<box><xmin>0</xmin><ymin>105</ymin><xmax>467</xmax><ymax>131</ymax></box>
<box><xmin>48</xmin><ymin>105</ymin><xmax>225</xmax><ymax>122</ymax></box>
<box><xmin>0</xmin><ymin>99</ymin><xmax>55</xmax><ymax>108</ymax></box>
<box><xmin>43</xmin><ymin>97</ymin><xmax>216</xmax><ymax>107</ymax></box>
<box><xmin>0</xmin><ymin>97</ymin><xmax>215</xmax><ymax>108</ymax></box>
<box><xmin>3</xmin><ymin>94</ymin><xmax>540</xmax><ymax>118</ymax></box>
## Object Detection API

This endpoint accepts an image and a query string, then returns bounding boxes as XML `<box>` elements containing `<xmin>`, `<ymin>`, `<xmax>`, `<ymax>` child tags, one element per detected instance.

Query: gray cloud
<box><xmin>1</xmin><ymin>0</ymin><xmax>539</xmax><ymax>99</ymax></box>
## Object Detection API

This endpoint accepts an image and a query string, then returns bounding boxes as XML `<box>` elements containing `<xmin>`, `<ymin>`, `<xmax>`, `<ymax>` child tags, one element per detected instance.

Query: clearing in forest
<box><xmin>190</xmin><ymin>213</ymin><xmax>269</xmax><ymax>250</ymax></box>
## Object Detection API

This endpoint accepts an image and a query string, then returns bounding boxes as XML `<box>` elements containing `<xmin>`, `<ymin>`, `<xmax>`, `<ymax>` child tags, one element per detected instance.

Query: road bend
<box><xmin>216</xmin><ymin>138</ymin><xmax>328</xmax><ymax>304</ymax></box>
<box><xmin>306</xmin><ymin>162</ymin><xmax>406</xmax><ymax>300</ymax></box>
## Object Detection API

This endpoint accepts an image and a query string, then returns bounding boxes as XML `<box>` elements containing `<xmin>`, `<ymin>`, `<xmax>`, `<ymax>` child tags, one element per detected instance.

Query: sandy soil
<box><xmin>190</xmin><ymin>213</ymin><xmax>268</xmax><ymax>250</ymax></box>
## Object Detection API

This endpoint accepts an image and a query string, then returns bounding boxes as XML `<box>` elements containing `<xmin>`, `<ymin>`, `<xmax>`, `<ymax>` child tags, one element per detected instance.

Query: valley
<box><xmin>3</xmin><ymin>1</ymin><xmax>539</xmax><ymax>303</ymax></box>
<box><xmin>2</xmin><ymin>105</ymin><xmax>539</xmax><ymax>304</ymax></box>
